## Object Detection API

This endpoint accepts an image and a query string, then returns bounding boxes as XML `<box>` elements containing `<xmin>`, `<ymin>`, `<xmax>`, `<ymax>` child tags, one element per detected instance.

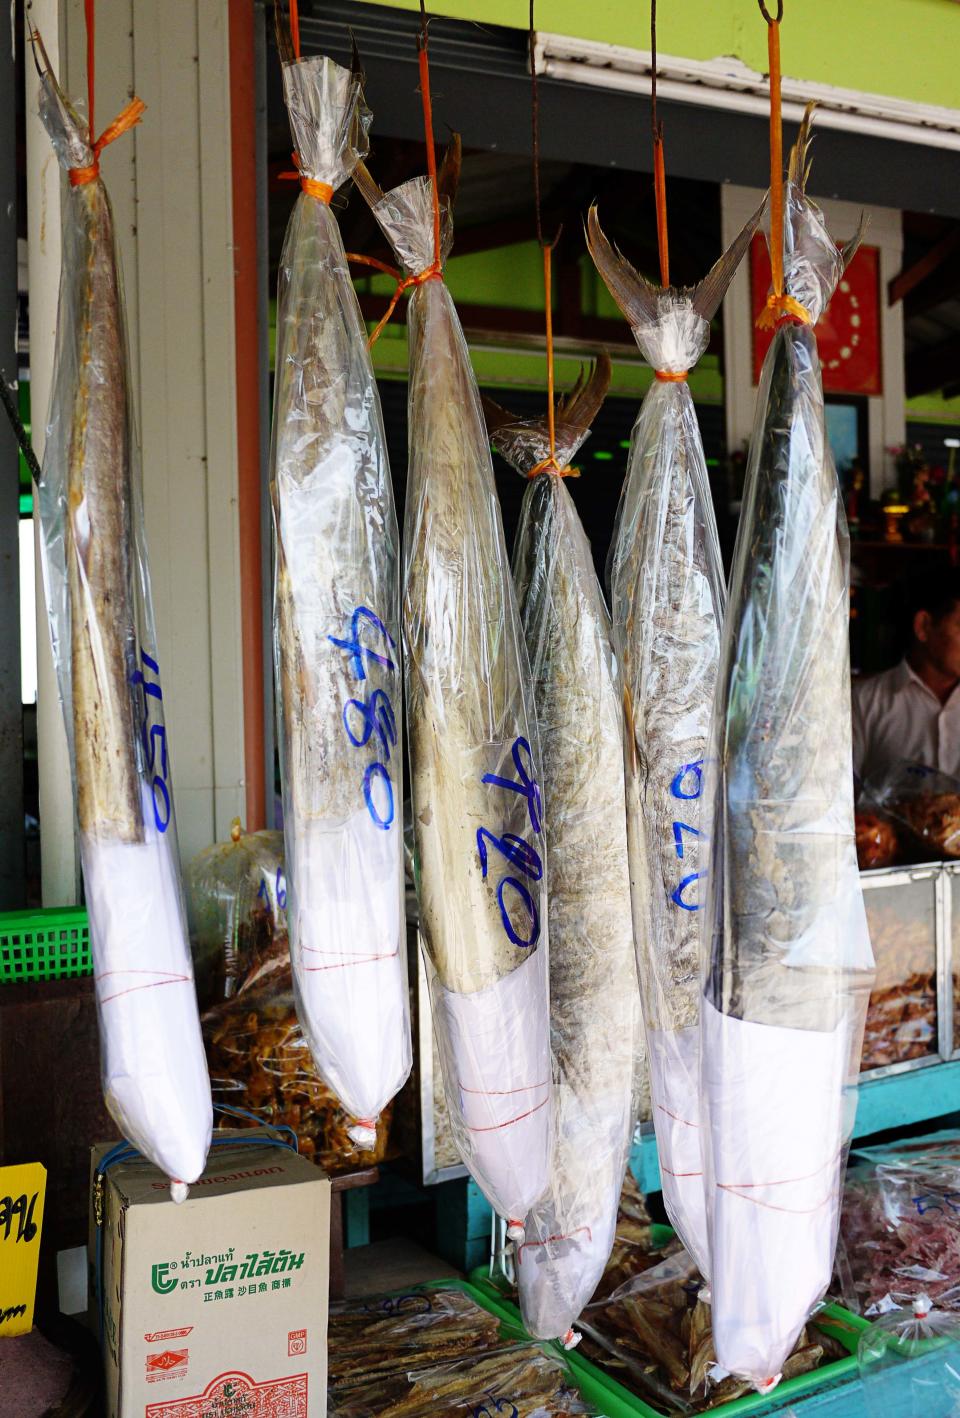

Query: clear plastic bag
<box><xmin>865</xmin><ymin>760</ymin><xmax>960</xmax><ymax>862</ymax></box>
<box><xmin>35</xmin><ymin>56</ymin><xmax>211</xmax><ymax>1193</ymax></box>
<box><xmin>185</xmin><ymin>822</ymin><xmax>393</xmax><ymax>1167</ymax></box>
<box><xmin>482</xmin><ymin>369</ymin><xmax>642</xmax><ymax>1343</ymax></box>
<box><xmin>585</xmin><ymin>199</ymin><xmax>761</xmax><ymax>1283</ymax></box>
<box><xmin>858</xmin><ymin>1294</ymin><xmax>960</xmax><ymax>1417</ymax></box>
<box><xmin>700</xmin><ymin>113</ymin><xmax>875</xmax><ymax>1388</ymax></box>
<box><xmin>838</xmin><ymin>1132</ymin><xmax>960</xmax><ymax>1316</ymax></box>
<box><xmin>270</xmin><ymin>54</ymin><xmax>410</xmax><ymax>1149</ymax></box>
<box><xmin>357</xmin><ymin>148</ymin><xmax>552</xmax><ymax>1235</ymax></box>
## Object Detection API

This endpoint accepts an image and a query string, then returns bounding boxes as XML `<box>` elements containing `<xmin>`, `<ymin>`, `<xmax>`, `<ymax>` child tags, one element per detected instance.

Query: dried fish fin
<box><xmin>437</xmin><ymin>132</ymin><xmax>462</xmax><ymax>210</ymax></box>
<box><xmin>353</xmin><ymin>158</ymin><xmax>384</xmax><ymax>208</ymax></box>
<box><xmin>841</xmin><ymin>214</ymin><xmax>868</xmax><ymax>273</ymax></box>
<box><xmin>788</xmin><ymin>103</ymin><xmax>817</xmax><ymax>191</ymax></box>
<box><xmin>692</xmin><ymin>199</ymin><xmax>766</xmax><ymax>322</ymax></box>
<box><xmin>585</xmin><ymin>206</ymin><xmax>659</xmax><ymax>327</ymax></box>
<box><xmin>556</xmin><ymin>350</ymin><xmax>612</xmax><ymax>434</ymax></box>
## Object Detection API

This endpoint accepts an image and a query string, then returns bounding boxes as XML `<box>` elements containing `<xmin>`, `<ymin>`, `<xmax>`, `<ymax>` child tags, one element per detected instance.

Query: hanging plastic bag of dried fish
<box><xmin>481</xmin><ymin>358</ymin><xmax>643</xmax><ymax>1345</ymax></box>
<box><xmin>700</xmin><ymin>108</ymin><xmax>876</xmax><ymax>1389</ymax></box>
<box><xmin>269</xmin><ymin>24</ymin><xmax>412</xmax><ymax>1149</ymax></box>
<box><xmin>585</xmin><ymin>196</ymin><xmax>761</xmax><ymax>1286</ymax></box>
<box><xmin>34</xmin><ymin>41</ymin><xmax>211</xmax><ymax>1197</ymax></box>
<box><xmin>354</xmin><ymin>136</ymin><xmax>552</xmax><ymax>1238</ymax></box>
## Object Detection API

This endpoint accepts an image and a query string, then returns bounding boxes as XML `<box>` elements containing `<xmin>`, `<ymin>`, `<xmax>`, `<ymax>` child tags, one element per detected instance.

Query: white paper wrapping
<box><xmin>359</xmin><ymin>155</ymin><xmax>553</xmax><ymax>1228</ymax></box>
<box><xmin>271</xmin><ymin>55</ymin><xmax>411</xmax><ymax>1140</ymax></box>
<box><xmin>36</xmin><ymin>61</ymin><xmax>211</xmax><ymax>1190</ymax></box>
<box><xmin>586</xmin><ymin>201</ymin><xmax>761</xmax><ymax>1283</ymax></box>
<box><xmin>700</xmin><ymin>114</ymin><xmax>874</xmax><ymax>1388</ymax></box>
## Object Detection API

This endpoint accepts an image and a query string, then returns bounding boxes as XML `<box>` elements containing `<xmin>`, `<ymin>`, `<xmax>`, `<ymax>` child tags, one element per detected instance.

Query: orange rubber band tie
<box><xmin>69</xmin><ymin>0</ymin><xmax>144</xmax><ymax>187</ymax></box>
<box><xmin>655</xmin><ymin>369</ymin><xmax>688</xmax><ymax>382</ymax></box>
<box><xmin>756</xmin><ymin>4</ymin><xmax>811</xmax><ymax>331</ymax></box>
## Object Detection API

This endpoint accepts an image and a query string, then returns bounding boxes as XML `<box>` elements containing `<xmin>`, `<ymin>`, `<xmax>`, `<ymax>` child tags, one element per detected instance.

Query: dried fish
<box><xmin>586</xmin><ymin>200</ymin><xmax>761</xmax><ymax>1280</ymax></box>
<box><xmin>700</xmin><ymin>109</ymin><xmax>875</xmax><ymax>1386</ymax></box>
<box><xmin>270</xmin><ymin>44</ymin><xmax>410</xmax><ymax>1148</ymax></box>
<box><xmin>35</xmin><ymin>50</ymin><xmax>211</xmax><ymax>1191</ymax></box>
<box><xmin>483</xmin><ymin>361</ymin><xmax>643</xmax><ymax>1341</ymax></box>
<box><xmin>356</xmin><ymin>143</ymin><xmax>552</xmax><ymax>1231</ymax></box>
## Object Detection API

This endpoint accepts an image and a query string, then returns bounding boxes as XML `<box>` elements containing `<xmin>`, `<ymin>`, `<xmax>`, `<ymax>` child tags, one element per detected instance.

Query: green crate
<box><xmin>0</xmin><ymin>906</ymin><xmax>92</xmax><ymax>983</ymax></box>
<box><xmin>468</xmin><ymin>1268</ymin><xmax>869</xmax><ymax>1417</ymax></box>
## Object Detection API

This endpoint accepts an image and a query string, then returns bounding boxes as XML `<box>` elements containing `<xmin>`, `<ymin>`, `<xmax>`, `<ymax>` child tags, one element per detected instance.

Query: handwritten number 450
<box><xmin>130</xmin><ymin>650</ymin><xmax>171</xmax><ymax>835</ymax></box>
<box><xmin>669</xmin><ymin>759</ymin><xmax>705</xmax><ymax>912</ymax></box>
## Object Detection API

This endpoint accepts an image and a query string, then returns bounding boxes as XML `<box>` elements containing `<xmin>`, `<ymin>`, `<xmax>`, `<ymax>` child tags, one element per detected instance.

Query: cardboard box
<box><xmin>90</xmin><ymin>1132</ymin><xmax>330</xmax><ymax>1417</ymax></box>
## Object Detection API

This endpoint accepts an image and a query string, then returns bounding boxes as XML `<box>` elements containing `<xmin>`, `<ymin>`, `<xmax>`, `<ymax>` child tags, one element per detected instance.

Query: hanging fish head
<box><xmin>586</xmin><ymin>202</ymin><xmax>764</xmax><ymax>375</ymax></box>
<box><xmin>280</xmin><ymin>54</ymin><xmax>371</xmax><ymax>190</ymax></box>
<box><xmin>777</xmin><ymin>104</ymin><xmax>866</xmax><ymax>325</ymax></box>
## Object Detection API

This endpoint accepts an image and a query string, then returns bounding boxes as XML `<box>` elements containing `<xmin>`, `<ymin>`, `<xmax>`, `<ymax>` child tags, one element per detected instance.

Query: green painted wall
<box><xmin>361</xmin><ymin>0</ymin><xmax>960</xmax><ymax>111</ymax></box>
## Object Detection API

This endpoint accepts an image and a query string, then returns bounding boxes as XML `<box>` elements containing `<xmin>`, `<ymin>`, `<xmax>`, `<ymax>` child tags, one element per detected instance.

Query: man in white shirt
<box><xmin>853</xmin><ymin>573</ymin><xmax>960</xmax><ymax>786</ymax></box>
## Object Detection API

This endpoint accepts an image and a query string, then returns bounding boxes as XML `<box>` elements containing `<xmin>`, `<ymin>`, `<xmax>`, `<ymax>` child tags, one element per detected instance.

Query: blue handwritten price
<box><xmin>669</xmin><ymin>759</ymin><xmax>704</xmax><ymax>911</ymax></box>
<box><xmin>329</xmin><ymin>606</ymin><xmax>397</xmax><ymax>830</ymax></box>
<box><xmin>130</xmin><ymin>649</ymin><xmax>171</xmax><ymax>834</ymax></box>
<box><xmin>912</xmin><ymin>1190</ymin><xmax>960</xmax><ymax>1216</ymax></box>
<box><xmin>473</xmin><ymin>1395</ymin><xmax>519</xmax><ymax>1418</ymax></box>
<box><xmin>257</xmin><ymin>867</ymin><xmax>287</xmax><ymax>914</ymax></box>
<box><xmin>477</xmin><ymin>737</ymin><xmax>542</xmax><ymax>948</ymax></box>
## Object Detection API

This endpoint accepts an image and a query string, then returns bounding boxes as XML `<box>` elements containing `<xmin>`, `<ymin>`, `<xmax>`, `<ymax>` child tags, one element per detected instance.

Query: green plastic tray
<box><xmin>468</xmin><ymin>1268</ymin><xmax>870</xmax><ymax>1417</ymax></box>
<box><xmin>0</xmin><ymin>906</ymin><xmax>91</xmax><ymax>983</ymax></box>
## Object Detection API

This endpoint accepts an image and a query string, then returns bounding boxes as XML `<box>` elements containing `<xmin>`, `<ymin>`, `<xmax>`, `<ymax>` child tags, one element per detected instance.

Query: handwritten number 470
<box><xmin>669</xmin><ymin>759</ymin><xmax>705</xmax><ymax>912</ymax></box>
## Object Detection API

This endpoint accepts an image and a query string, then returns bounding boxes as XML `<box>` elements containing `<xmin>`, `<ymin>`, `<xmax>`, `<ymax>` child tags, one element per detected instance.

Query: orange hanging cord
<box><xmin>650</xmin><ymin>0</ymin><xmax>669</xmax><ymax>289</ymax></box>
<box><xmin>358</xmin><ymin>18</ymin><xmax>443</xmax><ymax>349</ymax></box>
<box><xmin>68</xmin><ymin>0</ymin><xmax>144</xmax><ymax>187</ymax></box>
<box><xmin>290</xmin><ymin>0</ymin><xmax>301</xmax><ymax>62</ymax></box>
<box><xmin>756</xmin><ymin>1</ymin><xmax>810</xmax><ymax>330</ymax></box>
<box><xmin>526</xmin><ymin>0</ymin><xmax>577</xmax><ymax>480</ymax></box>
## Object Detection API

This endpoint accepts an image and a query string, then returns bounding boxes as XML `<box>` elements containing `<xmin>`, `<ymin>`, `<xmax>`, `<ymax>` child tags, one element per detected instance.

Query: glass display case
<box><xmin>860</xmin><ymin>864</ymin><xmax>953</xmax><ymax>1076</ymax></box>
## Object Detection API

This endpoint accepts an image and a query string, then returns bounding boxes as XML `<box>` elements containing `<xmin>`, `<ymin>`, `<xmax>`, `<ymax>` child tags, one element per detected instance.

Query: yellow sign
<box><xmin>0</xmin><ymin>1162</ymin><xmax>46</xmax><ymax>1337</ymax></box>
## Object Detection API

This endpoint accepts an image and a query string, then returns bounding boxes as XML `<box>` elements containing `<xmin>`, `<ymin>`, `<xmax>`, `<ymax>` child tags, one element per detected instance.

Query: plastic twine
<box><xmin>69</xmin><ymin>0</ymin><xmax>145</xmax><ymax>187</ymax></box>
<box><xmin>756</xmin><ymin>1</ymin><xmax>811</xmax><ymax>330</ymax></box>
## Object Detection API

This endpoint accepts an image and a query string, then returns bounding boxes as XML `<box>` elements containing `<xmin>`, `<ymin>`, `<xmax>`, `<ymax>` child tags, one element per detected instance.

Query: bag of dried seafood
<box><xmin>700</xmin><ymin>103</ymin><xmax>875</xmax><ymax>1388</ymax></box>
<box><xmin>585</xmin><ymin>195</ymin><xmax>760</xmax><ymax>1286</ymax></box>
<box><xmin>482</xmin><ymin>360</ymin><xmax>643</xmax><ymax>1344</ymax></box>
<box><xmin>354</xmin><ymin>107</ymin><xmax>552</xmax><ymax>1235</ymax></box>
<box><xmin>269</xmin><ymin>32</ymin><xmax>411</xmax><ymax>1148</ymax></box>
<box><xmin>184</xmin><ymin>823</ymin><xmax>393</xmax><ymax>1166</ymax></box>
<box><xmin>35</xmin><ymin>38</ymin><xmax>211</xmax><ymax>1196</ymax></box>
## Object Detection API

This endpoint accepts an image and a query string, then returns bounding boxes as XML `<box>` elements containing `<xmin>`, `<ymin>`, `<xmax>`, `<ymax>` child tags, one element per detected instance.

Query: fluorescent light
<box><xmin>945</xmin><ymin>438</ymin><xmax>960</xmax><ymax>448</ymax></box>
<box><xmin>533</xmin><ymin>35</ymin><xmax>960</xmax><ymax>152</ymax></box>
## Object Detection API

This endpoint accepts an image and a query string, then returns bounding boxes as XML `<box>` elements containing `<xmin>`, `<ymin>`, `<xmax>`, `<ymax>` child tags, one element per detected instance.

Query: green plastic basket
<box><xmin>0</xmin><ymin>906</ymin><xmax>92</xmax><ymax>983</ymax></box>
<box><xmin>468</xmin><ymin>1268</ymin><xmax>869</xmax><ymax>1417</ymax></box>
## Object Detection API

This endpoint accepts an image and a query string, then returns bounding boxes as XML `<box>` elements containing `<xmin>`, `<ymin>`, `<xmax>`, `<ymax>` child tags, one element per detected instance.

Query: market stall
<box><xmin>5</xmin><ymin>0</ymin><xmax>960</xmax><ymax>1414</ymax></box>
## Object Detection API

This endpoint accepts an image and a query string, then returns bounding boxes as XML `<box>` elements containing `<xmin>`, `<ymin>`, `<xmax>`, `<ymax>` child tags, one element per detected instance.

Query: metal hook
<box><xmin>757</xmin><ymin>0</ymin><xmax>784</xmax><ymax>23</ymax></box>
